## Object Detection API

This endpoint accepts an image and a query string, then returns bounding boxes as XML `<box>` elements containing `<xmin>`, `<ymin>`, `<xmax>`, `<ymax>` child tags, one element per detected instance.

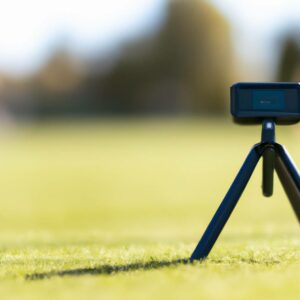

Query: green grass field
<box><xmin>0</xmin><ymin>118</ymin><xmax>300</xmax><ymax>299</ymax></box>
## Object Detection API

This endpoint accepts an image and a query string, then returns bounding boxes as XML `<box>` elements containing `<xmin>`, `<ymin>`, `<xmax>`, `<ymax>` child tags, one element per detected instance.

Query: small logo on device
<box><xmin>260</xmin><ymin>99</ymin><xmax>273</xmax><ymax>104</ymax></box>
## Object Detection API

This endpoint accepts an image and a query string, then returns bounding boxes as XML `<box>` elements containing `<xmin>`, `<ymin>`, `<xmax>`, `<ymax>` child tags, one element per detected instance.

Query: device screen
<box><xmin>236</xmin><ymin>88</ymin><xmax>298</xmax><ymax>114</ymax></box>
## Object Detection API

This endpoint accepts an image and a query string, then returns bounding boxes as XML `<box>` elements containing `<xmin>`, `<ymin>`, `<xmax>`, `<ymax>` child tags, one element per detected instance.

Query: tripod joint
<box><xmin>261</xmin><ymin>119</ymin><xmax>275</xmax><ymax>144</ymax></box>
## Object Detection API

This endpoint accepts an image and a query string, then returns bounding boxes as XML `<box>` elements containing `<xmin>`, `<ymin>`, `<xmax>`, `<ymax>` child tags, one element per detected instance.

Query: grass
<box><xmin>0</xmin><ymin>118</ymin><xmax>299</xmax><ymax>299</ymax></box>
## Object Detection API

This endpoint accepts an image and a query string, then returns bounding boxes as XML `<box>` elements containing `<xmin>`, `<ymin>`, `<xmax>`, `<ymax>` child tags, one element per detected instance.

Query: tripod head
<box><xmin>261</xmin><ymin>119</ymin><xmax>275</xmax><ymax>144</ymax></box>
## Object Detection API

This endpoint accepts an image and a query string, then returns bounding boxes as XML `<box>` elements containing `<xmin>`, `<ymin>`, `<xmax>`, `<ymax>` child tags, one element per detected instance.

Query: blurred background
<box><xmin>0</xmin><ymin>0</ymin><xmax>299</xmax><ymax>120</ymax></box>
<box><xmin>0</xmin><ymin>0</ymin><xmax>299</xmax><ymax>239</ymax></box>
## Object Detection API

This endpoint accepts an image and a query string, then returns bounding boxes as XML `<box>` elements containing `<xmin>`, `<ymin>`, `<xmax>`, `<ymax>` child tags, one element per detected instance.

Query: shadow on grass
<box><xmin>26</xmin><ymin>258</ymin><xmax>190</xmax><ymax>280</ymax></box>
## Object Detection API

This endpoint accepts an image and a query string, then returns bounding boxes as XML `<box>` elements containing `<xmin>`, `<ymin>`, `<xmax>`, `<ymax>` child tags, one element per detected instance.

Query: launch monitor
<box><xmin>190</xmin><ymin>82</ymin><xmax>300</xmax><ymax>261</ymax></box>
<box><xmin>231</xmin><ymin>82</ymin><xmax>300</xmax><ymax>124</ymax></box>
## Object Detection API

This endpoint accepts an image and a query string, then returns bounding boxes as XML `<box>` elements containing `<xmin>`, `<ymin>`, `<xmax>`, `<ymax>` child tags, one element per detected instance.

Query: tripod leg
<box><xmin>262</xmin><ymin>146</ymin><xmax>275</xmax><ymax>197</ymax></box>
<box><xmin>190</xmin><ymin>144</ymin><xmax>262</xmax><ymax>261</ymax></box>
<box><xmin>275</xmin><ymin>144</ymin><xmax>300</xmax><ymax>222</ymax></box>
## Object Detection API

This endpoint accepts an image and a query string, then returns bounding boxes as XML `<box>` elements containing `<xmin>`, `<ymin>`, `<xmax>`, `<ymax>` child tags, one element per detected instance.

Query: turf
<box><xmin>0</xmin><ymin>118</ymin><xmax>299</xmax><ymax>299</ymax></box>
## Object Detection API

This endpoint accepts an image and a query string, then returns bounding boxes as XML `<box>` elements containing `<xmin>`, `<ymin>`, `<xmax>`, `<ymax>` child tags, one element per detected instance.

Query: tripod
<box><xmin>190</xmin><ymin>119</ymin><xmax>300</xmax><ymax>261</ymax></box>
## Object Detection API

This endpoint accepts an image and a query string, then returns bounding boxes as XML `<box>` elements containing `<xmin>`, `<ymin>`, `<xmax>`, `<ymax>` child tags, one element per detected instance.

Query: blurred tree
<box><xmin>0</xmin><ymin>0</ymin><xmax>234</xmax><ymax>118</ymax></box>
<box><xmin>91</xmin><ymin>0</ymin><xmax>233</xmax><ymax>115</ymax></box>
<box><xmin>277</xmin><ymin>35</ymin><xmax>300</xmax><ymax>81</ymax></box>
<box><xmin>30</xmin><ymin>48</ymin><xmax>86</xmax><ymax>117</ymax></box>
<box><xmin>37</xmin><ymin>50</ymin><xmax>82</xmax><ymax>93</ymax></box>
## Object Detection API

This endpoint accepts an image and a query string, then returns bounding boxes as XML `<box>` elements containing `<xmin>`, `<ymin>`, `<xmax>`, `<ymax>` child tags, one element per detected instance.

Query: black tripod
<box><xmin>191</xmin><ymin>120</ymin><xmax>300</xmax><ymax>261</ymax></box>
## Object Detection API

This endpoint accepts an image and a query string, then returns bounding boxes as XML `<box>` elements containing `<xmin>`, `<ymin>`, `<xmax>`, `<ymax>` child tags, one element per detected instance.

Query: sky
<box><xmin>0</xmin><ymin>0</ymin><xmax>166</xmax><ymax>74</ymax></box>
<box><xmin>0</xmin><ymin>0</ymin><xmax>299</xmax><ymax>77</ymax></box>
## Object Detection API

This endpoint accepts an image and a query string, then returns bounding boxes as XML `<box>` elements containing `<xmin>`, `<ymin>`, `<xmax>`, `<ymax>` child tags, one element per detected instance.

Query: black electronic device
<box><xmin>231</xmin><ymin>82</ymin><xmax>300</xmax><ymax>124</ymax></box>
<box><xmin>190</xmin><ymin>83</ymin><xmax>300</xmax><ymax>261</ymax></box>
